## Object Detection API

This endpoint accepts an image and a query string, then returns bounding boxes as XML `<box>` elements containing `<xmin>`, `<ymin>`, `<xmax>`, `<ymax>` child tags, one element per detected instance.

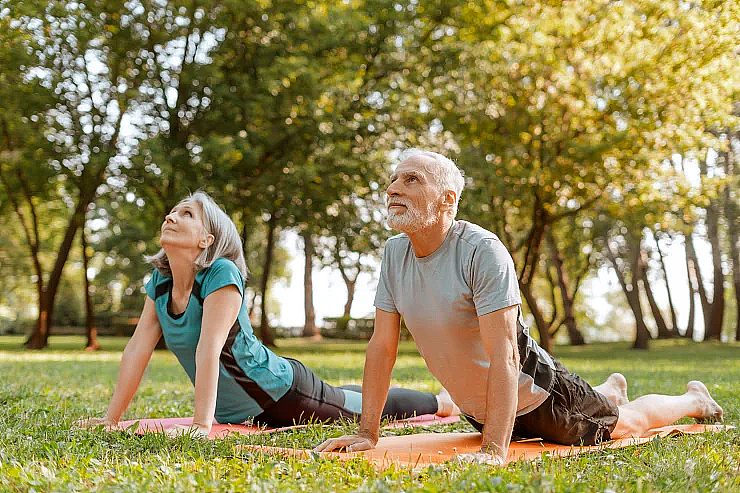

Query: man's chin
<box><xmin>388</xmin><ymin>219</ymin><xmax>421</xmax><ymax>234</ymax></box>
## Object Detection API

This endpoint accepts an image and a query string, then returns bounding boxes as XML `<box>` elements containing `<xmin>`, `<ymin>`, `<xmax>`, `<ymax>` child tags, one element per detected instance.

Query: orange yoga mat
<box><xmin>117</xmin><ymin>414</ymin><xmax>461</xmax><ymax>439</ymax></box>
<box><xmin>243</xmin><ymin>424</ymin><xmax>733</xmax><ymax>470</ymax></box>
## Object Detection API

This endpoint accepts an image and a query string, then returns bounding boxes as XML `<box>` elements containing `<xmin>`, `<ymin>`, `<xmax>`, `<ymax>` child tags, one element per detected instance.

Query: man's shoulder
<box><xmin>452</xmin><ymin>220</ymin><xmax>501</xmax><ymax>248</ymax></box>
<box><xmin>384</xmin><ymin>232</ymin><xmax>412</xmax><ymax>253</ymax></box>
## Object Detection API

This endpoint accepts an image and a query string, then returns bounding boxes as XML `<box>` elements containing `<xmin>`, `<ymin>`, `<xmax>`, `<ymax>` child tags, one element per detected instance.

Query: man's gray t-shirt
<box><xmin>374</xmin><ymin>220</ymin><xmax>554</xmax><ymax>422</ymax></box>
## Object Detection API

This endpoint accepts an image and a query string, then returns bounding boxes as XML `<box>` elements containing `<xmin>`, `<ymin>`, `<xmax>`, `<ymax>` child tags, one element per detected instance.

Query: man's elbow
<box><xmin>494</xmin><ymin>340</ymin><xmax>519</xmax><ymax>377</ymax></box>
<box><xmin>367</xmin><ymin>334</ymin><xmax>397</xmax><ymax>361</ymax></box>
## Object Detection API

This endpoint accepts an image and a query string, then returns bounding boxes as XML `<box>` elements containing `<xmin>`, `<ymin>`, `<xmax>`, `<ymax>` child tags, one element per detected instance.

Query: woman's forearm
<box><xmin>104</xmin><ymin>343</ymin><xmax>154</xmax><ymax>422</ymax></box>
<box><xmin>192</xmin><ymin>347</ymin><xmax>221</xmax><ymax>430</ymax></box>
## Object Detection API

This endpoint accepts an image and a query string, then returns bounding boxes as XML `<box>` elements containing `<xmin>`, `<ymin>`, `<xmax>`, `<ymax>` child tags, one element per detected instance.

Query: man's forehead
<box><xmin>392</xmin><ymin>156</ymin><xmax>435</xmax><ymax>177</ymax></box>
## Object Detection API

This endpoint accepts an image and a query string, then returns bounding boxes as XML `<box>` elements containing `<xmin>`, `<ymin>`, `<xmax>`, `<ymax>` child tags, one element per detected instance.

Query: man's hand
<box><xmin>73</xmin><ymin>417</ymin><xmax>119</xmax><ymax>430</ymax></box>
<box><xmin>453</xmin><ymin>451</ymin><xmax>505</xmax><ymax>466</ymax></box>
<box><xmin>165</xmin><ymin>423</ymin><xmax>210</xmax><ymax>438</ymax></box>
<box><xmin>314</xmin><ymin>434</ymin><xmax>376</xmax><ymax>453</ymax></box>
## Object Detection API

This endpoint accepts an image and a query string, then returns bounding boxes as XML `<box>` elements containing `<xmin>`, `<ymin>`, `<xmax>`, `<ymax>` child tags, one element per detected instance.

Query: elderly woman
<box><xmin>77</xmin><ymin>191</ymin><xmax>457</xmax><ymax>436</ymax></box>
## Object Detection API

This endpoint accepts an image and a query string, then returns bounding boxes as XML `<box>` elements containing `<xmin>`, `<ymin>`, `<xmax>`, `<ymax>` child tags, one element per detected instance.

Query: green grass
<box><xmin>0</xmin><ymin>335</ymin><xmax>738</xmax><ymax>492</ymax></box>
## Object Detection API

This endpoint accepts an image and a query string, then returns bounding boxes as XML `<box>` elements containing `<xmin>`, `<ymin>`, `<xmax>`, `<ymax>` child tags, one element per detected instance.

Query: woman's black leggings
<box><xmin>253</xmin><ymin>358</ymin><xmax>438</xmax><ymax>427</ymax></box>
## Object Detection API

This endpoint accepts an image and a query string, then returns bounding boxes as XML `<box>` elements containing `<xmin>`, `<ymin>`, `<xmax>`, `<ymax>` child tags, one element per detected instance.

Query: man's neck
<box><xmin>406</xmin><ymin>215</ymin><xmax>455</xmax><ymax>258</ymax></box>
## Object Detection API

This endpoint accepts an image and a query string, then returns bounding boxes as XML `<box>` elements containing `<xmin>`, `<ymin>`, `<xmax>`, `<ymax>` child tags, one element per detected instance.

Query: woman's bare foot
<box><xmin>686</xmin><ymin>381</ymin><xmax>723</xmax><ymax>424</ymax></box>
<box><xmin>435</xmin><ymin>388</ymin><xmax>461</xmax><ymax>417</ymax></box>
<box><xmin>593</xmin><ymin>373</ymin><xmax>629</xmax><ymax>406</ymax></box>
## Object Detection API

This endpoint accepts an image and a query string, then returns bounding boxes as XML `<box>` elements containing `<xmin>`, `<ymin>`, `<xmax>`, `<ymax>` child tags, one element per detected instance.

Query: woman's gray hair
<box><xmin>400</xmin><ymin>148</ymin><xmax>465</xmax><ymax>217</ymax></box>
<box><xmin>145</xmin><ymin>191</ymin><xmax>248</xmax><ymax>281</ymax></box>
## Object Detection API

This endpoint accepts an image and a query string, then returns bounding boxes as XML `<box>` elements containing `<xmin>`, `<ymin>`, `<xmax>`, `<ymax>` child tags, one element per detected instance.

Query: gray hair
<box><xmin>400</xmin><ymin>148</ymin><xmax>465</xmax><ymax>217</ymax></box>
<box><xmin>145</xmin><ymin>191</ymin><xmax>248</xmax><ymax>281</ymax></box>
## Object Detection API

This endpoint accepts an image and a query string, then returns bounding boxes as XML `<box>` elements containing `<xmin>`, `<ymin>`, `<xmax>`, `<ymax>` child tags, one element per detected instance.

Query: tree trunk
<box><xmin>0</xmin><ymin>165</ymin><xmax>49</xmax><ymax>349</ymax></box>
<box><xmin>655</xmin><ymin>236</ymin><xmax>679</xmax><ymax>331</ymax></box>
<box><xmin>686</xmin><ymin>234</ymin><xmax>711</xmax><ymax>332</ymax></box>
<box><xmin>606</xmin><ymin>235</ymin><xmax>649</xmax><ymax>350</ymax></box>
<box><xmin>336</xmin><ymin>256</ymin><xmax>360</xmax><ymax>320</ymax></box>
<box><xmin>26</xmin><ymin>187</ymin><xmax>97</xmax><ymax>349</ymax></box>
<box><xmin>520</xmin><ymin>282</ymin><xmax>552</xmax><ymax>354</ymax></box>
<box><xmin>722</xmin><ymin>141</ymin><xmax>740</xmax><ymax>341</ymax></box>
<box><xmin>259</xmin><ymin>212</ymin><xmax>278</xmax><ymax>347</ymax></box>
<box><xmin>546</xmin><ymin>232</ymin><xmax>585</xmax><ymax>345</ymax></box>
<box><xmin>343</xmin><ymin>279</ymin><xmax>356</xmax><ymax>318</ymax></box>
<box><xmin>629</xmin><ymin>247</ymin><xmax>651</xmax><ymax>350</ymax></box>
<box><xmin>725</xmin><ymin>144</ymin><xmax>740</xmax><ymax>341</ymax></box>
<box><xmin>685</xmin><ymin>244</ymin><xmax>697</xmax><ymax>340</ymax></box>
<box><xmin>81</xmin><ymin>226</ymin><xmax>101</xmax><ymax>351</ymax></box>
<box><xmin>301</xmin><ymin>230</ymin><xmax>320</xmax><ymax>339</ymax></box>
<box><xmin>518</xmin><ymin>204</ymin><xmax>551</xmax><ymax>352</ymax></box>
<box><xmin>704</xmin><ymin>196</ymin><xmax>725</xmax><ymax>341</ymax></box>
<box><xmin>641</xmin><ymin>262</ymin><xmax>673</xmax><ymax>338</ymax></box>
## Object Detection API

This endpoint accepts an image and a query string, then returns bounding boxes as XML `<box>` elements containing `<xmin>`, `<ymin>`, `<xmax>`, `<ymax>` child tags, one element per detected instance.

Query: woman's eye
<box><xmin>184</xmin><ymin>211</ymin><xmax>192</xmax><ymax>217</ymax></box>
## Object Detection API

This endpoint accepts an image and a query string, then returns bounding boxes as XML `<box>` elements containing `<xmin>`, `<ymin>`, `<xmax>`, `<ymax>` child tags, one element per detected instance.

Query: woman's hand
<box><xmin>165</xmin><ymin>423</ymin><xmax>210</xmax><ymax>438</ymax></box>
<box><xmin>314</xmin><ymin>434</ymin><xmax>377</xmax><ymax>453</ymax></box>
<box><xmin>73</xmin><ymin>416</ymin><xmax>120</xmax><ymax>430</ymax></box>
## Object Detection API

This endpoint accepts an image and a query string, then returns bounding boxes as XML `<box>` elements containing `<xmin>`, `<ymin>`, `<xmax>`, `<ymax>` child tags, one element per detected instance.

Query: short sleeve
<box><xmin>144</xmin><ymin>270</ymin><xmax>161</xmax><ymax>299</ymax></box>
<box><xmin>471</xmin><ymin>238</ymin><xmax>522</xmax><ymax>316</ymax></box>
<box><xmin>373</xmin><ymin>247</ymin><xmax>398</xmax><ymax>313</ymax></box>
<box><xmin>201</xmin><ymin>258</ymin><xmax>245</xmax><ymax>299</ymax></box>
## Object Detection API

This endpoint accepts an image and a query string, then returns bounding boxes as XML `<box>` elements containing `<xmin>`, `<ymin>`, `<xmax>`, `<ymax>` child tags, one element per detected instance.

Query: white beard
<box><xmin>386</xmin><ymin>197</ymin><xmax>438</xmax><ymax>233</ymax></box>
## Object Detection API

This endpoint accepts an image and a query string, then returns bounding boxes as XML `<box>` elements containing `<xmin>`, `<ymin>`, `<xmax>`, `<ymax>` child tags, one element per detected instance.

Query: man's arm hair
<box><xmin>478</xmin><ymin>305</ymin><xmax>520</xmax><ymax>460</ymax></box>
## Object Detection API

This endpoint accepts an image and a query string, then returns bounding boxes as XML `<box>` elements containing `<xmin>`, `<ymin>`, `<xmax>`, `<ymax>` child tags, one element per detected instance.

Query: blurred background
<box><xmin>0</xmin><ymin>0</ymin><xmax>738</xmax><ymax>352</ymax></box>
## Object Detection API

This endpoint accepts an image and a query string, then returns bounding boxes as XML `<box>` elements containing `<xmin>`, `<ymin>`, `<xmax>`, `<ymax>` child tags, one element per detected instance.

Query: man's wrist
<box><xmin>357</xmin><ymin>427</ymin><xmax>379</xmax><ymax>444</ymax></box>
<box><xmin>480</xmin><ymin>441</ymin><xmax>505</xmax><ymax>459</ymax></box>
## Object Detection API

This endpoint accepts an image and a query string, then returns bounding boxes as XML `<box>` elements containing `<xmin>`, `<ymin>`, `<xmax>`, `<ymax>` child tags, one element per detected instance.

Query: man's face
<box><xmin>385</xmin><ymin>157</ymin><xmax>442</xmax><ymax>233</ymax></box>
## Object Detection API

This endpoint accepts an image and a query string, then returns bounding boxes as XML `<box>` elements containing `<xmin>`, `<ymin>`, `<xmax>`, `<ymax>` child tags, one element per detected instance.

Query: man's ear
<box><xmin>442</xmin><ymin>190</ymin><xmax>457</xmax><ymax>211</ymax></box>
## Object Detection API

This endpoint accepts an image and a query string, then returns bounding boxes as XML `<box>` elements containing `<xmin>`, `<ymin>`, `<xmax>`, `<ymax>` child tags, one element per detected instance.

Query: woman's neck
<box><xmin>167</xmin><ymin>252</ymin><xmax>198</xmax><ymax>295</ymax></box>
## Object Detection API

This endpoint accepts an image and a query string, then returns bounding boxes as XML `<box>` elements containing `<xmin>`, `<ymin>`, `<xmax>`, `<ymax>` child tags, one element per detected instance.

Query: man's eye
<box><xmin>407</xmin><ymin>176</ymin><xmax>417</xmax><ymax>182</ymax></box>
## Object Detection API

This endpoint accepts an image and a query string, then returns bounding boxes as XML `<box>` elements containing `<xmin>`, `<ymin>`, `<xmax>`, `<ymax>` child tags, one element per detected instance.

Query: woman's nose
<box><xmin>165</xmin><ymin>213</ymin><xmax>176</xmax><ymax>223</ymax></box>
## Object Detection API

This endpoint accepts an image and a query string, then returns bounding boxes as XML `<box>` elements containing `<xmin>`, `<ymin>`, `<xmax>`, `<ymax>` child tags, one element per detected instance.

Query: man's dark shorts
<box><xmin>465</xmin><ymin>359</ymin><xmax>619</xmax><ymax>446</ymax></box>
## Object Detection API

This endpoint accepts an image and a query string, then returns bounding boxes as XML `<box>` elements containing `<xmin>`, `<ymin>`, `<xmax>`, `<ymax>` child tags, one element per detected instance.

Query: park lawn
<box><xmin>0</xmin><ymin>336</ymin><xmax>738</xmax><ymax>492</ymax></box>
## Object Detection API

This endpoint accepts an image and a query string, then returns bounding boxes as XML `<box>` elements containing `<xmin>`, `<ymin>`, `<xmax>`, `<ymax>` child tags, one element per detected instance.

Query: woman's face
<box><xmin>160</xmin><ymin>200</ymin><xmax>213</xmax><ymax>252</ymax></box>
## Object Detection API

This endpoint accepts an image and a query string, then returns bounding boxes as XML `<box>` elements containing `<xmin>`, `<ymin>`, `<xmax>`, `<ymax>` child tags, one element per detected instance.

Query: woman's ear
<box><xmin>200</xmin><ymin>233</ymin><xmax>215</xmax><ymax>249</ymax></box>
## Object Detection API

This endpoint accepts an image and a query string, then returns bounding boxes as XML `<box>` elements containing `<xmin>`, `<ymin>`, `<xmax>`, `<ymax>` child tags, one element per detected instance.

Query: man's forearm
<box><xmin>481</xmin><ymin>361</ymin><xmax>518</xmax><ymax>460</ymax></box>
<box><xmin>357</xmin><ymin>338</ymin><xmax>396</xmax><ymax>443</ymax></box>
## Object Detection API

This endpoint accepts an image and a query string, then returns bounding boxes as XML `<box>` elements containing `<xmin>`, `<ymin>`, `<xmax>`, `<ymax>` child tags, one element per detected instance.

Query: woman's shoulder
<box><xmin>145</xmin><ymin>268</ymin><xmax>172</xmax><ymax>300</ymax></box>
<box><xmin>198</xmin><ymin>257</ymin><xmax>244</xmax><ymax>297</ymax></box>
<box><xmin>207</xmin><ymin>257</ymin><xmax>239</xmax><ymax>274</ymax></box>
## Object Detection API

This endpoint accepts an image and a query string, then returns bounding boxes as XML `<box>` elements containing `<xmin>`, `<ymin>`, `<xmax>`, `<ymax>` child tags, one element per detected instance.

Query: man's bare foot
<box><xmin>594</xmin><ymin>373</ymin><xmax>629</xmax><ymax>406</ymax></box>
<box><xmin>435</xmin><ymin>388</ymin><xmax>461</xmax><ymax>417</ymax></box>
<box><xmin>686</xmin><ymin>381</ymin><xmax>723</xmax><ymax>424</ymax></box>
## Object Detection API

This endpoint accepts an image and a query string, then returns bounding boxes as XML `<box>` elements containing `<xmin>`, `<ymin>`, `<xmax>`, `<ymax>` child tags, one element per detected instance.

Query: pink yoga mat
<box><xmin>117</xmin><ymin>417</ymin><xmax>299</xmax><ymax>438</ymax></box>
<box><xmin>117</xmin><ymin>414</ymin><xmax>460</xmax><ymax>439</ymax></box>
<box><xmin>243</xmin><ymin>424</ymin><xmax>733</xmax><ymax>470</ymax></box>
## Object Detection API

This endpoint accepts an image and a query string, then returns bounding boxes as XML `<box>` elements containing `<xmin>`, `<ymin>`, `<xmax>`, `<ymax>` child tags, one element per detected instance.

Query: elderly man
<box><xmin>316</xmin><ymin>149</ymin><xmax>723</xmax><ymax>464</ymax></box>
